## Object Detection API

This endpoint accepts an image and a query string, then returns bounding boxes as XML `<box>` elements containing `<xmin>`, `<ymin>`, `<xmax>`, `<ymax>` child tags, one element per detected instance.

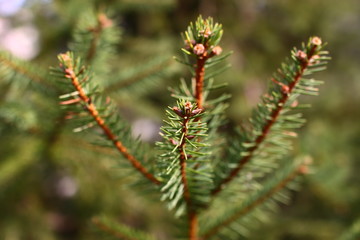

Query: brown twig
<box><xmin>175</xmin><ymin>102</ymin><xmax>200</xmax><ymax>240</ymax></box>
<box><xmin>189</xmin><ymin>211</ymin><xmax>199</xmax><ymax>240</ymax></box>
<box><xmin>212</xmin><ymin>45</ymin><xmax>318</xmax><ymax>196</ymax></box>
<box><xmin>202</xmin><ymin>163</ymin><xmax>308</xmax><ymax>239</ymax></box>
<box><xmin>194</xmin><ymin>56</ymin><xmax>207</xmax><ymax>109</ymax></box>
<box><xmin>60</xmin><ymin>58</ymin><xmax>160</xmax><ymax>185</ymax></box>
<box><xmin>86</xmin><ymin>13</ymin><xmax>113</xmax><ymax>62</ymax></box>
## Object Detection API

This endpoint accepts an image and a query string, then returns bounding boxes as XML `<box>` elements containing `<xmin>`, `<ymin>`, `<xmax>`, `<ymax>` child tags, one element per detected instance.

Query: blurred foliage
<box><xmin>0</xmin><ymin>0</ymin><xmax>359</xmax><ymax>239</ymax></box>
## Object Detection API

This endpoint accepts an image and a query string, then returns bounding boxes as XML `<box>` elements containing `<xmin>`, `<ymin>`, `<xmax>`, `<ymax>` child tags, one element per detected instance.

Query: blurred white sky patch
<box><xmin>132</xmin><ymin>118</ymin><xmax>161</xmax><ymax>142</ymax></box>
<box><xmin>0</xmin><ymin>0</ymin><xmax>27</xmax><ymax>16</ymax></box>
<box><xmin>0</xmin><ymin>0</ymin><xmax>41</xmax><ymax>60</ymax></box>
<box><xmin>0</xmin><ymin>18</ymin><xmax>40</xmax><ymax>60</ymax></box>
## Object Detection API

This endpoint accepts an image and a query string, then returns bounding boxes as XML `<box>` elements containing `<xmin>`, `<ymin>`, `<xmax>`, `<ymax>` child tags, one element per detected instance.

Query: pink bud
<box><xmin>203</xmin><ymin>28</ymin><xmax>212</xmax><ymax>38</ymax></box>
<box><xmin>212</xmin><ymin>46</ymin><xmax>222</xmax><ymax>56</ymax></box>
<box><xmin>98</xmin><ymin>13</ymin><xmax>113</xmax><ymax>28</ymax></box>
<box><xmin>191</xmin><ymin>108</ymin><xmax>202</xmax><ymax>115</ymax></box>
<box><xmin>184</xmin><ymin>101</ymin><xmax>193</xmax><ymax>110</ymax></box>
<box><xmin>193</xmin><ymin>44</ymin><xmax>205</xmax><ymax>55</ymax></box>
<box><xmin>170</xmin><ymin>138</ymin><xmax>178</xmax><ymax>145</ymax></box>
<box><xmin>309</xmin><ymin>55</ymin><xmax>320</xmax><ymax>65</ymax></box>
<box><xmin>311</xmin><ymin>37</ymin><xmax>322</xmax><ymax>46</ymax></box>
<box><xmin>296</xmin><ymin>50</ymin><xmax>307</xmax><ymax>61</ymax></box>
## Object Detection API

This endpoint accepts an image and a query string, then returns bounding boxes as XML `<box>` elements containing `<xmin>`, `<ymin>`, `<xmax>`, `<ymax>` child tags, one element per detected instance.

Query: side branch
<box><xmin>178</xmin><ymin>108</ymin><xmax>198</xmax><ymax>240</ymax></box>
<box><xmin>0</xmin><ymin>53</ymin><xmax>54</xmax><ymax>89</ymax></box>
<box><xmin>103</xmin><ymin>58</ymin><xmax>172</xmax><ymax>94</ymax></box>
<box><xmin>92</xmin><ymin>217</ymin><xmax>139</xmax><ymax>240</ymax></box>
<box><xmin>86</xmin><ymin>13</ymin><xmax>112</xmax><ymax>62</ymax></box>
<box><xmin>203</xmin><ymin>163</ymin><xmax>309</xmax><ymax>239</ymax></box>
<box><xmin>61</xmin><ymin>62</ymin><xmax>160</xmax><ymax>185</ymax></box>
<box><xmin>212</xmin><ymin>45</ymin><xmax>318</xmax><ymax>195</ymax></box>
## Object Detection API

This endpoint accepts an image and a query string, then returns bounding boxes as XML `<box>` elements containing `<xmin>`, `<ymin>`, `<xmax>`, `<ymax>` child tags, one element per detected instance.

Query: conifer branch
<box><xmin>92</xmin><ymin>216</ymin><xmax>156</xmax><ymax>240</ymax></box>
<box><xmin>212</xmin><ymin>37</ymin><xmax>326</xmax><ymax>195</ymax></box>
<box><xmin>86</xmin><ymin>13</ymin><xmax>113</xmax><ymax>62</ymax></box>
<box><xmin>181</xmin><ymin>16</ymin><xmax>223</xmax><ymax>110</ymax></box>
<box><xmin>70</xmin><ymin>10</ymin><xmax>120</xmax><ymax>78</ymax></box>
<box><xmin>57</xmin><ymin>52</ymin><xmax>160</xmax><ymax>185</ymax></box>
<box><xmin>157</xmin><ymin>100</ymin><xmax>212</xmax><ymax>239</ymax></box>
<box><xmin>202</xmin><ymin>161</ymin><xmax>310</xmax><ymax>239</ymax></box>
<box><xmin>103</xmin><ymin>58</ymin><xmax>172</xmax><ymax>94</ymax></box>
<box><xmin>176</xmin><ymin>101</ymin><xmax>201</xmax><ymax>239</ymax></box>
<box><xmin>92</xmin><ymin>217</ymin><xmax>134</xmax><ymax>240</ymax></box>
<box><xmin>0</xmin><ymin>52</ymin><xmax>54</xmax><ymax>89</ymax></box>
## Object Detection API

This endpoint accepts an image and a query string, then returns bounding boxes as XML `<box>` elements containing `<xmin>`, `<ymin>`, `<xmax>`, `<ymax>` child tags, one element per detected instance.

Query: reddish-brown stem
<box><xmin>203</xmin><ymin>164</ymin><xmax>306</xmax><ymax>239</ymax></box>
<box><xmin>194</xmin><ymin>56</ymin><xmax>207</xmax><ymax>109</ymax></box>
<box><xmin>212</xmin><ymin>46</ymin><xmax>317</xmax><ymax>196</ymax></box>
<box><xmin>189</xmin><ymin>211</ymin><xmax>199</xmax><ymax>240</ymax></box>
<box><xmin>179</xmin><ymin>112</ymin><xmax>199</xmax><ymax>240</ymax></box>
<box><xmin>63</xmin><ymin>66</ymin><xmax>160</xmax><ymax>185</ymax></box>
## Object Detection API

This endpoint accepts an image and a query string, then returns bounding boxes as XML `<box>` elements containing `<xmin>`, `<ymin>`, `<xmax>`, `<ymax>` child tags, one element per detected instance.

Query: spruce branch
<box><xmin>201</xmin><ymin>159</ymin><xmax>311</xmax><ymax>239</ymax></box>
<box><xmin>181</xmin><ymin>16</ymin><xmax>224</xmax><ymax>109</ymax></box>
<box><xmin>85</xmin><ymin>12</ymin><xmax>113</xmax><ymax>62</ymax></box>
<box><xmin>92</xmin><ymin>216</ymin><xmax>156</xmax><ymax>240</ymax></box>
<box><xmin>212</xmin><ymin>37</ymin><xmax>330</xmax><ymax>195</ymax></box>
<box><xmin>70</xmin><ymin>10</ymin><xmax>120</xmax><ymax>77</ymax></box>
<box><xmin>176</xmin><ymin>101</ymin><xmax>202</xmax><ymax>240</ymax></box>
<box><xmin>55</xmin><ymin>52</ymin><xmax>160</xmax><ymax>185</ymax></box>
<box><xmin>104</xmin><ymin>57</ymin><xmax>172</xmax><ymax>94</ymax></box>
<box><xmin>157</xmin><ymin>100</ymin><xmax>213</xmax><ymax>239</ymax></box>
<box><xmin>0</xmin><ymin>51</ymin><xmax>56</xmax><ymax>92</ymax></box>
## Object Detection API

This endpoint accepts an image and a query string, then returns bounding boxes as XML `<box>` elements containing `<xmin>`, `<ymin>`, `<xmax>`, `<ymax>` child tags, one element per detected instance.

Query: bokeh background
<box><xmin>0</xmin><ymin>0</ymin><xmax>359</xmax><ymax>239</ymax></box>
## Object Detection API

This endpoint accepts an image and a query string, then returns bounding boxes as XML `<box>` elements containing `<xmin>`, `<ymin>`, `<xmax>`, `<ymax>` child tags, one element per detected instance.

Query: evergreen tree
<box><xmin>1</xmin><ymin>1</ymin><xmax>359</xmax><ymax>240</ymax></box>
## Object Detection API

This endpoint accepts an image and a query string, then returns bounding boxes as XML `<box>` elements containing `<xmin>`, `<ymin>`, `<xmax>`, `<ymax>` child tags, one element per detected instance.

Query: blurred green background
<box><xmin>0</xmin><ymin>0</ymin><xmax>359</xmax><ymax>239</ymax></box>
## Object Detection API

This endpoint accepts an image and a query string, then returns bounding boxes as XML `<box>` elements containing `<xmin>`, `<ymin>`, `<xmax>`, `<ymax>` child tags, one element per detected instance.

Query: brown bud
<box><xmin>172</xmin><ymin>106</ymin><xmax>184</xmax><ymax>117</ymax></box>
<box><xmin>186</xmin><ymin>135</ymin><xmax>195</xmax><ymax>140</ymax></box>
